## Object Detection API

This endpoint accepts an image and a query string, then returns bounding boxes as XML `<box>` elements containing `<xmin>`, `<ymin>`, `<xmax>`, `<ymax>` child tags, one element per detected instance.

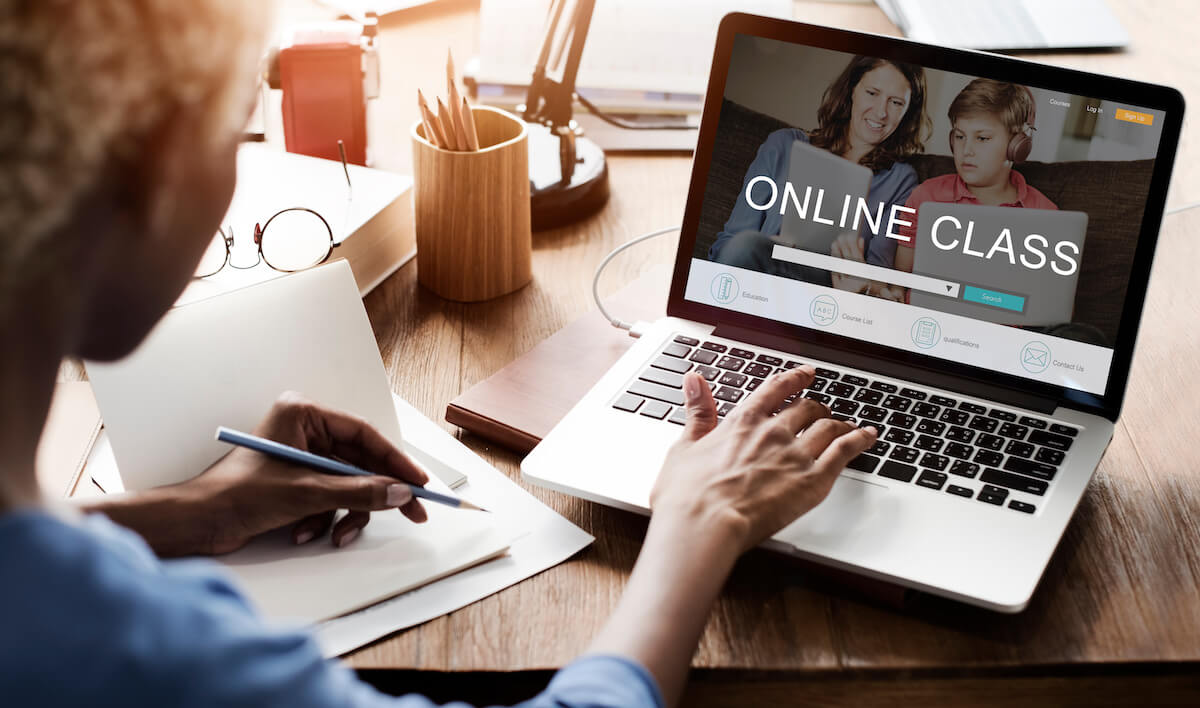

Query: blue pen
<box><xmin>215</xmin><ymin>426</ymin><xmax>487</xmax><ymax>512</ymax></box>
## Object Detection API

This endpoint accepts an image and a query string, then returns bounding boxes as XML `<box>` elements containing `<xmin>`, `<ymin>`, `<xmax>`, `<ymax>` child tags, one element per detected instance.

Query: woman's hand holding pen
<box><xmin>88</xmin><ymin>392</ymin><xmax>428</xmax><ymax>557</ymax></box>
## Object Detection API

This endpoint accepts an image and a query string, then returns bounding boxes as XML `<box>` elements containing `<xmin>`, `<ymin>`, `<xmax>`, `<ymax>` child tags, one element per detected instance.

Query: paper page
<box><xmin>85</xmin><ymin>260</ymin><xmax>464</xmax><ymax>491</ymax></box>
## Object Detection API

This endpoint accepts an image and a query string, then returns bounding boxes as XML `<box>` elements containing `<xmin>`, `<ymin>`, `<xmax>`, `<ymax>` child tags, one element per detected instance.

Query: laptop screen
<box><xmin>683</xmin><ymin>33</ymin><xmax>1168</xmax><ymax>397</ymax></box>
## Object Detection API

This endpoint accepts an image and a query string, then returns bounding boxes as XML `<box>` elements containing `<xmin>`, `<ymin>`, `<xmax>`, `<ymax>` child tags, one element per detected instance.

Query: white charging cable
<box><xmin>592</xmin><ymin>225</ymin><xmax>680</xmax><ymax>337</ymax></box>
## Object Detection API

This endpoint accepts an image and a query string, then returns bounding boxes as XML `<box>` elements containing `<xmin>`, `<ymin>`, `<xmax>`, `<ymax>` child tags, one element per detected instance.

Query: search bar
<box><xmin>771</xmin><ymin>245</ymin><xmax>961</xmax><ymax>298</ymax></box>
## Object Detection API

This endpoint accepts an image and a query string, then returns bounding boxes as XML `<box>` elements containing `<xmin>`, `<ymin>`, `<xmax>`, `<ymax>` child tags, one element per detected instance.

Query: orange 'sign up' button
<box><xmin>1115</xmin><ymin>108</ymin><xmax>1154</xmax><ymax>126</ymax></box>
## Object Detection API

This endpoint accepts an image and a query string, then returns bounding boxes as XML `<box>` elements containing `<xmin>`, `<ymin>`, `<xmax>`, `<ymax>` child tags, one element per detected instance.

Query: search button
<box><xmin>964</xmin><ymin>286</ymin><xmax>1025</xmax><ymax>313</ymax></box>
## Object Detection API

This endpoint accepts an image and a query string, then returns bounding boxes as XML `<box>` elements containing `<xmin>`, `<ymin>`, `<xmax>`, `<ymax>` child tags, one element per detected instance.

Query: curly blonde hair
<box><xmin>0</xmin><ymin>0</ymin><xmax>269</xmax><ymax>293</ymax></box>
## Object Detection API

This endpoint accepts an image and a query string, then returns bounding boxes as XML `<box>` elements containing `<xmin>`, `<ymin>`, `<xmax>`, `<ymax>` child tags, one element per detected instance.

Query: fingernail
<box><xmin>387</xmin><ymin>484</ymin><xmax>413</xmax><ymax>507</ymax></box>
<box><xmin>337</xmin><ymin>528</ymin><xmax>360</xmax><ymax>548</ymax></box>
<box><xmin>295</xmin><ymin>530</ymin><xmax>315</xmax><ymax>545</ymax></box>
<box><xmin>864</xmin><ymin>426</ymin><xmax>878</xmax><ymax>437</ymax></box>
<box><xmin>683</xmin><ymin>375</ymin><xmax>701</xmax><ymax>401</ymax></box>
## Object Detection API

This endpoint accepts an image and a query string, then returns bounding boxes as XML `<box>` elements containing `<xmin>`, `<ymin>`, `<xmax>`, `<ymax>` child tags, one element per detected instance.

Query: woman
<box><xmin>711</xmin><ymin>55</ymin><xmax>929</xmax><ymax>299</ymax></box>
<box><xmin>0</xmin><ymin>2</ymin><xmax>875</xmax><ymax>707</ymax></box>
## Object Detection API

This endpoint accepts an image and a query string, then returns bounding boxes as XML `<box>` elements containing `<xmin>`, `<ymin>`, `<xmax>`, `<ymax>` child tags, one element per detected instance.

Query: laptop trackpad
<box><xmin>774</xmin><ymin>474</ymin><xmax>901</xmax><ymax>552</ymax></box>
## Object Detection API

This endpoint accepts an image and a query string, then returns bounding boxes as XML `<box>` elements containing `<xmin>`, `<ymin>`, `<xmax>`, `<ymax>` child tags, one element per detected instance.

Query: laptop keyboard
<box><xmin>612</xmin><ymin>334</ymin><xmax>1081</xmax><ymax>516</ymax></box>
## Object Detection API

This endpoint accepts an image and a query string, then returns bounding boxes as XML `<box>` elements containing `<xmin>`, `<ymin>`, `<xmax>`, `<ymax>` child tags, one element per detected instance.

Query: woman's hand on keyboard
<box><xmin>651</xmin><ymin>366</ymin><xmax>877</xmax><ymax>554</ymax></box>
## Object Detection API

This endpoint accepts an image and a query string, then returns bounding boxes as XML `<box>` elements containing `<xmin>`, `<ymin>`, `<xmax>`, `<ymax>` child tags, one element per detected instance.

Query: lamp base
<box><xmin>527</xmin><ymin>123</ymin><xmax>609</xmax><ymax>230</ymax></box>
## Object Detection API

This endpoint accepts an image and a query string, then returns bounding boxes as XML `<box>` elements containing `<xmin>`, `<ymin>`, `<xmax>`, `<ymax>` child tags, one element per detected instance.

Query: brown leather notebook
<box><xmin>446</xmin><ymin>267</ymin><xmax>910</xmax><ymax>609</ymax></box>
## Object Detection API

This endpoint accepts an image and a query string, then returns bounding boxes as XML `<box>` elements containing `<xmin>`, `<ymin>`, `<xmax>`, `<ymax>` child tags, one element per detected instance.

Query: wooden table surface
<box><xmin>293</xmin><ymin>1</ymin><xmax>1200</xmax><ymax>703</ymax></box>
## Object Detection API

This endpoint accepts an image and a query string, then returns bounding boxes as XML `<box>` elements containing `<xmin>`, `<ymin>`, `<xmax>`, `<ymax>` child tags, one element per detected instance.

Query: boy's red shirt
<box><xmin>895</xmin><ymin>170</ymin><xmax>1058</xmax><ymax>248</ymax></box>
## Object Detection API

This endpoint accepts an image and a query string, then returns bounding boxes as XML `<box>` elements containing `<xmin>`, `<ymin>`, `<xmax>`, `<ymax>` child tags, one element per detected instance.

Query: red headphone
<box><xmin>949</xmin><ymin>85</ymin><xmax>1037</xmax><ymax>163</ymax></box>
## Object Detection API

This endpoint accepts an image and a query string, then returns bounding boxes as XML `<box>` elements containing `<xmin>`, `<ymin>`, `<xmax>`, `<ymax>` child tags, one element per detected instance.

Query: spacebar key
<box><xmin>627</xmin><ymin>380</ymin><xmax>686</xmax><ymax>406</ymax></box>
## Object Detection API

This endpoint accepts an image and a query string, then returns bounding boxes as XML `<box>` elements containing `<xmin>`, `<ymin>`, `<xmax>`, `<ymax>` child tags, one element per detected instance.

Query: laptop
<box><xmin>876</xmin><ymin>0</ymin><xmax>1129</xmax><ymax>52</ymax></box>
<box><xmin>910</xmin><ymin>203</ymin><xmax>1089</xmax><ymax>327</ymax></box>
<box><xmin>522</xmin><ymin>14</ymin><xmax>1182</xmax><ymax>612</ymax></box>
<box><xmin>779</xmin><ymin>140</ymin><xmax>873</xmax><ymax>255</ymax></box>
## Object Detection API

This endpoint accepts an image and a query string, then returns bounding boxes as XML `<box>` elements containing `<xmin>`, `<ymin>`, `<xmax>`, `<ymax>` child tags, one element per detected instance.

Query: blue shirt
<box><xmin>709</xmin><ymin>129</ymin><xmax>918</xmax><ymax>267</ymax></box>
<box><xmin>0</xmin><ymin>509</ymin><xmax>663</xmax><ymax>708</ymax></box>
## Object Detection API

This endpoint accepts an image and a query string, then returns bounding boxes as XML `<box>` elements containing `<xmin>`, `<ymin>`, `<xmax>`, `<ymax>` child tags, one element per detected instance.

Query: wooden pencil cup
<box><xmin>411</xmin><ymin>106</ymin><xmax>532</xmax><ymax>302</ymax></box>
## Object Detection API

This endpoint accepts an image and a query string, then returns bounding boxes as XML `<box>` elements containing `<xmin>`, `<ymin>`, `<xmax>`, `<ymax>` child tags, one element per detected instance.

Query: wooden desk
<box><xmin>305</xmin><ymin>1</ymin><xmax>1200</xmax><ymax>704</ymax></box>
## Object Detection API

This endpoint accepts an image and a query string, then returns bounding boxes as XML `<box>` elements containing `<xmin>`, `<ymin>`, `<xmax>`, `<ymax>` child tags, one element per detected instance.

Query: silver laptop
<box><xmin>910</xmin><ymin>203</ymin><xmax>1088</xmax><ymax>327</ymax></box>
<box><xmin>779</xmin><ymin>140</ymin><xmax>873</xmax><ymax>255</ymax></box>
<box><xmin>522</xmin><ymin>14</ymin><xmax>1182</xmax><ymax>612</ymax></box>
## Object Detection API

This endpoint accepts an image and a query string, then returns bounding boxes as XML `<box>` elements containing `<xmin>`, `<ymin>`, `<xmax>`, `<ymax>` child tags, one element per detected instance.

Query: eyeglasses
<box><xmin>194</xmin><ymin>207</ymin><xmax>339</xmax><ymax>278</ymax></box>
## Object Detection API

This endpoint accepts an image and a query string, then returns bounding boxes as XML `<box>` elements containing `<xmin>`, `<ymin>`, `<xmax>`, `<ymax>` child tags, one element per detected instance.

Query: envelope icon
<box><xmin>1023</xmin><ymin>345</ymin><xmax>1049</xmax><ymax>368</ymax></box>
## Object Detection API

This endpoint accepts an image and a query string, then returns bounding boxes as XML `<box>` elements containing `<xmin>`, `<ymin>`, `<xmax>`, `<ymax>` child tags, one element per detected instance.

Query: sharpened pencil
<box><xmin>461</xmin><ymin>96</ymin><xmax>480</xmax><ymax>151</ymax></box>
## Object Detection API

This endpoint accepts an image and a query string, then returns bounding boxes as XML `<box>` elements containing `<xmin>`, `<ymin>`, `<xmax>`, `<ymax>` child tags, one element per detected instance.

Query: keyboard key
<box><xmin>784</xmin><ymin>360</ymin><xmax>803</xmax><ymax>369</ymax></box>
<box><xmin>831</xmin><ymin>399</ymin><xmax>860</xmax><ymax>415</ymax></box>
<box><xmin>853</xmin><ymin>388</ymin><xmax>884</xmax><ymax>405</ymax></box>
<box><xmin>959</xmin><ymin>402</ymin><xmax>987</xmax><ymax>414</ymax></box>
<box><xmin>717</xmin><ymin>402</ymin><xmax>736</xmax><ymax>417</ymax></box>
<box><xmin>882</xmin><ymin>395</ymin><xmax>912</xmax><ymax>412</ymax></box>
<box><xmin>878</xmin><ymin>460</ymin><xmax>918</xmax><ymax>483</ymax></box>
<box><xmin>858</xmin><ymin>405</ymin><xmax>887</xmax><ymax>422</ymax></box>
<box><xmin>920</xmin><ymin>453</ymin><xmax>949</xmax><ymax>471</ymax></box>
<box><xmin>946</xmin><ymin>484</ymin><xmax>973</xmax><ymax>498</ymax></box>
<box><xmin>1019</xmin><ymin>416</ymin><xmax>1048</xmax><ymax>429</ymax></box>
<box><xmin>945</xmin><ymin>426</ymin><xmax>975</xmax><ymax>443</ymax></box>
<box><xmin>831</xmin><ymin>413</ymin><xmax>855</xmax><ymax>423</ymax></box>
<box><xmin>1005</xmin><ymin>440</ymin><xmax>1035</xmax><ymax>458</ymax></box>
<box><xmin>715</xmin><ymin>356</ymin><xmax>745</xmax><ymax>372</ymax></box>
<box><xmin>815</xmin><ymin>367</ymin><xmax>840</xmax><ymax>379</ymax></box>
<box><xmin>950</xmin><ymin>460</ymin><xmax>980</xmax><ymax>478</ymax></box>
<box><xmin>668</xmin><ymin>407</ymin><xmax>689</xmax><ymax>425</ymax></box>
<box><xmin>1049</xmin><ymin>423</ymin><xmax>1079</xmax><ymax>437</ymax></box>
<box><xmin>674</xmin><ymin>335</ymin><xmax>700</xmax><ymax>346</ymax></box>
<box><xmin>940</xmin><ymin>409</ymin><xmax>969</xmax><ymax>426</ymax></box>
<box><xmin>973</xmin><ymin>450</ymin><xmax>1003</xmax><ymax>467</ymax></box>
<box><xmin>1035</xmin><ymin>447</ymin><xmax>1065</xmax><ymax>465</ymax></box>
<box><xmin>917</xmin><ymin>470</ymin><xmax>947</xmax><ymax>490</ymax></box>
<box><xmin>915</xmin><ymin>419</ymin><xmax>946</xmax><ymax>436</ymax></box>
<box><xmin>1003</xmin><ymin>457</ymin><xmax>1057</xmax><ymax>481</ymax></box>
<box><xmin>987</xmin><ymin>409</ymin><xmax>1017</xmax><ymax>422</ymax></box>
<box><xmin>899</xmin><ymin>387</ymin><xmax>928</xmax><ymax>401</ymax></box>
<box><xmin>886</xmin><ymin>412</ymin><xmax>916</xmax><ymax>429</ymax></box>
<box><xmin>890</xmin><ymin>445</ymin><xmax>920</xmax><ymax>464</ymax></box>
<box><xmin>977</xmin><ymin>485</ymin><xmax>1008</xmax><ymax>505</ymax></box>
<box><xmin>981</xmin><ymin>468</ymin><xmax>1048</xmax><ymax>496</ymax></box>
<box><xmin>729</xmin><ymin>347</ymin><xmax>755</xmax><ymax>360</ymax></box>
<box><xmin>662</xmin><ymin>343</ymin><xmax>691</xmax><ymax>358</ymax></box>
<box><xmin>718</xmin><ymin>371</ymin><xmax>748</xmax><ymax>387</ymax></box>
<box><xmin>628</xmin><ymin>380</ymin><xmax>686</xmax><ymax>406</ymax></box>
<box><xmin>689</xmin><ymin>349</ymin><xmax>718</xmax><ymax>365</ymax></box>
<box><xmin>1009</xmin><ymin>500</ymin><xmax>1036</xmax><ymax>514</ymax></box>
<box><xmin>930</xmin><ymin>394</ymin><xmax>957</xmax><ymax>407</ymax></box>
<box><xmin>1030</xmin><ymin>430</ymin><xmax>1074</xmax><ymax>451</ymax></box>
<box><xmin>826</xmin><ymin>382</ymin><xmax>855</xmax><ymax>398</ymax></box>
<box><xmin>884</xmin><ymin>429</ymin><xmax>914</xmax><ymax>445</ymax></box>
<box><xmin>862</xmin><ymin>423</ymin><xmax>885</xmax><ymax>439</ymax></box>
<box><xmin>911</xmin><ymin>402</ymin><xmax>941</xmax><ymax>419</ymax></box>
<box><xmin>867</xmin><ymin>439</ymin><xmax>890</xmax><ymax>456</ymax></box>
<box><xmin>842</xmin><ymin>374</ymin><xmax>869</xmax><ymax>387</ymax></box>
<box><xmin>804</xmin><ymin>391</ymin><xmax>831</xmax><ymax>404</ymax></box>
<box><xmin>870</xmin><ymin>381</ymin><xmax>898</xmax><ymax>393</ymax></box>
<box><xmin>746</xmin><ymin>378</ymin><xmax>763</xmax><ymax>392</ymax></box>
<box><xmin>694</xmin><ymin>365</ymin><xmax>720</xmax><ymax>381</ymax></box>
<box><xmin>652</xmin><ymin>355</ymin><xmax>692</xmax><ymax>374</ymax></box>
<box><xmin>847</xmin><ymin>453</ymin><xmax>881</xmax><ymax>473</ymax></box>
<box><xmin>968</xmin><ymin>415</ymin><xmax>999</xmax><ymax>433</ymax></box>
<box><xmin>640</xmin><ymin>368</ymin><xmax>684</xmax><ymax>388</ymax></box>
<box><xmin>944</xmin><ymin>442</ymin><xmax>973</xmax><ymax>460</ymax></box>
<box><xmin>744</xmin><ymin>362</ymin><xmax>773</xmax><ymax>378</ymax></box>
<box><xmin>714</xmin><ymin>386</ymin><xmax>744</xmax><ymax>403</ymax></box>
<box><xmin>914</xmin><ymin>435</ymin><xmax>944</xmax><ymax>452</ymax></box>
<box><xmin>756</xmin><ymin>354</ymin><xmax>783</xmax><ymax>366</ymax></box>
<box><xmin>808</xmin><ymin>377</ymin><xmax>827</xmax><ymax>392</ymax></box>
<box><xmin>976</xmin><ymin>433</ymin><xmax>1005</xmax><ymax>451</ymax></box>
<box><xmin>613</xmin><ymin>393</ymin><xmax>643</xmax><ymax>413</ymax></box>
<box><xmin>998</xmin><ymin>422</ymin><xmax>1029</xmax><ymax>440</ymax></box>
<box><xmin>701</xmin><ymin>341</ymin><xmax>727</xmax><ymax>353</ymax></box>
<box><xmin>639</xmin><ymin>400</ymin><xmax>671</xmax><ymax>419</ymax></box>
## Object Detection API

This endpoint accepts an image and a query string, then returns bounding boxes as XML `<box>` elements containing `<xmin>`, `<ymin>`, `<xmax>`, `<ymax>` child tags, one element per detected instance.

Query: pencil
<box><xmin>461</xmin><ymin>96</ymin><xmax>480</xmax><ymax>151</ymax></box>
<box><xmin>446</xmin><ymin>50</ymin><xmax>470</xmax><ymax>151</ymax></box>
<box><xmin>436</xmin><ymin>96</ymin><xmax>465</xmax><ymax>151</ymax></box>
<box><xmin>417</xmin><ymin>90</ymin><xmax>448</xmax><ymax>149</ymax></box>
<box><xmin>215</xmin><ymin>426</ymin><xmax>488</xmax><ymax>512</ymax></box>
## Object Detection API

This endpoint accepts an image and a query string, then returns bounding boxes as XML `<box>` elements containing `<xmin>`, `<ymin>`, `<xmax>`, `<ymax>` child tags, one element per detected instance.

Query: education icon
<box><xmin>910</xmin><ymin>316</ymin><xmax>941</xmax><ymax>349</ymax></box>
<box><xmin>1020</xmin><ymin>340</ymin><xmax>1051</xmax><ymax>373</ymax></box>
<box><xmin>710</xmin><ymin>273</ymin><xmax>739</xmax><ymax>304</ymax></box>
<box><xmin>809</xmin><ymin>294</ymin><xmax>838</xmax><ymax>326</ymax></box>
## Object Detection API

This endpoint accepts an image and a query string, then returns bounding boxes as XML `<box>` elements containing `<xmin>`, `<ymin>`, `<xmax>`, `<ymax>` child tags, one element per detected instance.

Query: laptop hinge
<box><xmin>712</xmin><ymin>322</ymin><xmax>1059</xmax><ymax>415</ymax></box>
